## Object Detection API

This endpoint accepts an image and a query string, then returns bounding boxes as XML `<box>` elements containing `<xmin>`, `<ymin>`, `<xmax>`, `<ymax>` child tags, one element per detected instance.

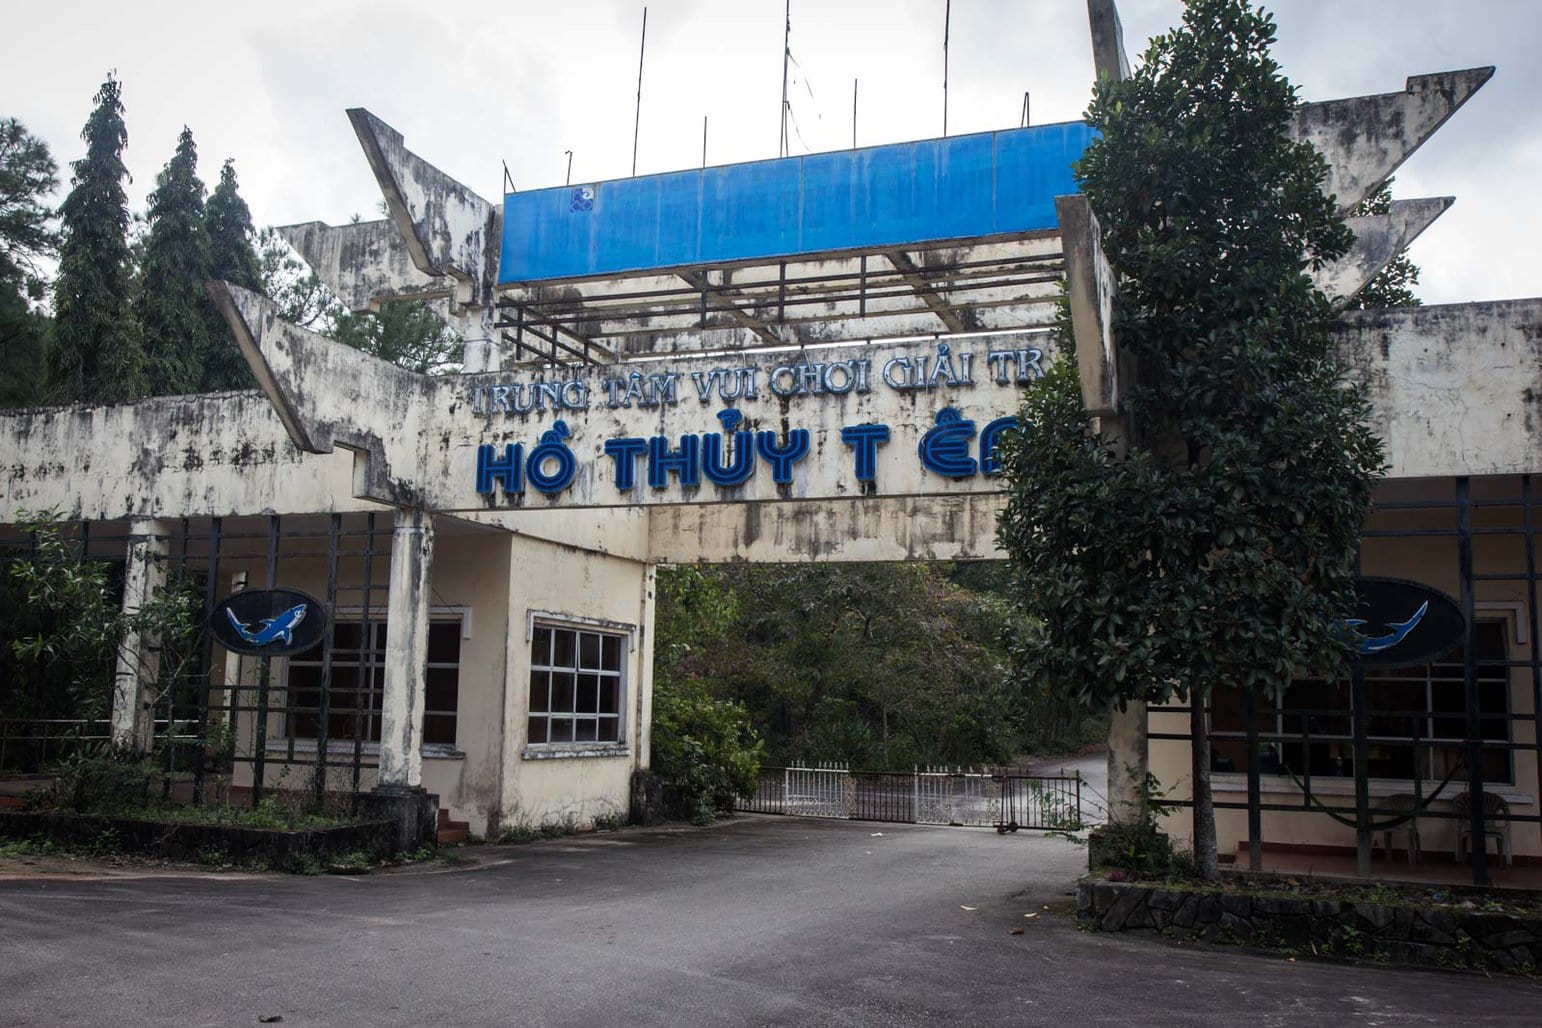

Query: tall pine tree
<box><xmin>0</xmin><ymin>117</ymin><xmax>58</xmax><ymax>409</ymax></box>
<box><xmin>202</xmin><ymin>158</ymin><xmax>260</xmax><ymax>390</ymax></box>
<box><xmin>139</xmin><ymin>127</ymin><xmax>211</xmax><ymax>396</ymax></box>
<box><xmin>50</xmin><ymin>75</ymin><xmax>143</xmax><ymax>404</ymax></box>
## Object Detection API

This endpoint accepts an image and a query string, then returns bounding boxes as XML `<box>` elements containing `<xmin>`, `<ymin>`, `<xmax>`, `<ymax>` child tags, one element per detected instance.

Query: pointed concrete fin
<box><xmin>1055</xmin><ymin>194</ymin><xmax>1121</xmax><ymax>421</ymax></box>
<box><xmin>346</xmin><ymin>108</ymin><xmax>500</xmax><ymax>305</ymax></box>
<box><xmin>1316</xmin><ymin>197</ymin><xmax>1453</xmax><ymax>304</ymax></box>
<box><xmin>1292</xmin><ymin>68</ymin><xmax>1493</xmax><ymax>214</ymax></box>
<box><xmin>1087</xmin><ymin>0</ymin><xmax>1131</xmax><ymax>82</ymax></box>
<box><xmin>207</xmin><ymin>280</ymin><xmax>431</xmax><ymax>466</ymax></box>
<box><xmin>276</xmin><ymin>220</ymin><xmax>450</xmax><ymax>314</ymax></box>
<box><xmin>208</xmin><ymin>280</ymin><xmax>327</xmax><ymax>454</ymax></box>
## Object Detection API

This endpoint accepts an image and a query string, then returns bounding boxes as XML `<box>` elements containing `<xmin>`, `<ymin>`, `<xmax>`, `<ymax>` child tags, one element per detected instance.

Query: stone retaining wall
<box><xmin>1078</xmin><ymin>878</ymin><xmax>1542</xmax><ymax>972</ymax></box>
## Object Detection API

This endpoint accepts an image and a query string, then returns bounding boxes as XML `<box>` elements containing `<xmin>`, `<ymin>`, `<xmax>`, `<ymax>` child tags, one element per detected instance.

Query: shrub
<box><xmin>39</xmin><ymin>749</ymin><xmax>158</xmax><ymax>813</ymax></box>
<box><xmin>650</xmin><ymin>677</ymin><xmax>762</xmax><ymax>824</ymax></box>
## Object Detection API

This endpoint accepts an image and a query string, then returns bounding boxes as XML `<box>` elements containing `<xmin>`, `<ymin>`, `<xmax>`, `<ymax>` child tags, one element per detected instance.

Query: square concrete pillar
<box><xmin>111</xmin><ymin>519</ymin><xmax>171</xmax><ymax>754</ymax></box>
<box><xmin>377</xmin><ymin>508</ymin><xmax>434</xmax><ymax>791</ymax></box>
<box><xmin>1106</xmin><ymin>700</ymin><xmax>1148</xmax><ymax>825</ymax></box>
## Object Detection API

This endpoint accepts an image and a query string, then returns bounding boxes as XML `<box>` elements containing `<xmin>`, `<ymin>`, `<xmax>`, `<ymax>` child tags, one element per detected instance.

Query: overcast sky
<box><xmin>4</xmin><ymin>1</ymin><xmax>1538</xmax><ymax>305</ymax></box>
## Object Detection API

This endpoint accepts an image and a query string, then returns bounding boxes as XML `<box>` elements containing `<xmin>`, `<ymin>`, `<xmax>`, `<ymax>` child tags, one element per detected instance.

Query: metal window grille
<box><xmin>1150</xmin><ymin>474</ymin><xmax>1542</xmax><ymax>886</ymax></box>
<box><xmin>527</xmin><ymin>623</ymin><xmax>626</xmax><ymax>745</ymax></box>
<box><xmin>284</xmin><ymin>617</ymin><xmax>461</xmax><ymax>747</ymax></box>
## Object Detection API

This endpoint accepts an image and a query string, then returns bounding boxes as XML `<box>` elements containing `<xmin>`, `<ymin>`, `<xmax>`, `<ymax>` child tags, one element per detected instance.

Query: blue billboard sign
<box><xmin>498</xmin><ymin>120</ymin><xmax>1097</xmax><ymax>284</ymax></box>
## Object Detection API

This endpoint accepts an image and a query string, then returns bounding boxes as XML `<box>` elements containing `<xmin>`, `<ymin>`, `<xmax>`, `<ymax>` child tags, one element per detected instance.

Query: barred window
<box><xmin>286</xmin><ymin>617</ymin><xmax>461</xmax><ymax>747</ymax></box>
<box><xmin>527</xmin><ymin>623</ymin><xmax>626</xmax><ymax>745</ymax></box>
<box><xmin>1210</xmin><ymin>620</ymin><xmax>1511</xmax><ymax>784</ymax></box>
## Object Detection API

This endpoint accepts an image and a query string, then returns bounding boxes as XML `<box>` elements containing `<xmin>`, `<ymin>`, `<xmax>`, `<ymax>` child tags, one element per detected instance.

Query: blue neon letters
<box><xmin>476</xmin><ymin>408</ymin><xmax>1019</xmax><ymax>501</ymax></box>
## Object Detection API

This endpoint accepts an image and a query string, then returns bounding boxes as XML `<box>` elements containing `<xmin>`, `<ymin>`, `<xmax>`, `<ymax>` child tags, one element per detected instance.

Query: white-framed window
<box><xmin>285</xmin><ymin>613</ymin><xmax>463</xmax><ymax>747</ymax></box>
<box><xmin>527</xmin><ymin>621</ymin><xmax>627</xmax><ymax>746</ymax></box>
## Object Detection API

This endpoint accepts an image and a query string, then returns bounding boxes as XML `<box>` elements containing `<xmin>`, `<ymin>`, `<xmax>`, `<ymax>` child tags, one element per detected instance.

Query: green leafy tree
<box><xmin>257</xmin><ymin>227</ymin><xmax>460</xmax><ymax>375</ymax></box>
<box><xmin>650</xmin><ymin>566</ymin><xmax>763</xmax><ymax>821</ymax></box>
<box><xmin>139</xmin><ymin>127</ymin><xmax>212</xmax><ymax>395</ymax></box>
<box><xmin>50</xmin><ymin>74</ymin><xmax>144</xmax><ymax>403</ymax></box>
<box><xmin>1345</xmin><ymin>182</ymin><xmax>1422</xmax><ymax>310</ymax></box>
<box><xmin>256</xmin><ymin>226</ymin><xmax>335</xmax><ymax>331</ymax></box>
<box><xmin>0</xmin><ymin>117</ymin><xmax>58</xmax><ymax>302</ymax></box>
<box><xmin>201</xmin><ymin>159</ymin><xmax>261</xmax><ymax>390</ymax></box>
<box><xmin>997</xmin><ymin>0</ymin><xmax>1384</xmax><ymax>879</ymax></box>
<box><xmin>333</xmin><ymin>301</ymin><xmax>460</xmax><ymax>376</ymax></box>
<box><xmin>657</xmin><ymin>563</ymin><xmax>1022</xmax><ymax>771</ymax></box>
<box><xmin>0</xmin><ymin>288</ymin><xmax>48</xmax><ymax>408</ymax></box>
<box><xmin>0</xmin><ymin>117</ymin><xmax>57</xmax><ymax>407</ymax></box>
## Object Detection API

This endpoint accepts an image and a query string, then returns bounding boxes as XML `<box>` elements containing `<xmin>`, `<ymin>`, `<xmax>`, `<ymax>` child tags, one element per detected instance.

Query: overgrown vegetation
<box><xmin>1</xmin><ymin>510</ymin><xmax>201</xmax><ymax>771</ymax></box>
<box><xmin>495</xmin><ymin>809</ymin><xmax>625</xmax><ymax>843</ymax></box>
<box><xmin>1086</xmin><ymin>772</ymin><xmax>1197</xmax><ymax>881</ymax></box>
<box><xmin>648</xmin><ymin>560</ymin><xmax>1111</xmax><ymax>817</ymax></box>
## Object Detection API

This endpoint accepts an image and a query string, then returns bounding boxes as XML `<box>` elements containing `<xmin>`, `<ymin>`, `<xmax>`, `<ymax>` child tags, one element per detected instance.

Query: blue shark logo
<box><xmin>225</xmin><ymin>603</ymin><xmax>309</xmax><ymax>648</ymax></box>
<box><xmin>1345</xmin><ymin>601</ymin><xmax>1428</xmax><ymax>655</ymax></box>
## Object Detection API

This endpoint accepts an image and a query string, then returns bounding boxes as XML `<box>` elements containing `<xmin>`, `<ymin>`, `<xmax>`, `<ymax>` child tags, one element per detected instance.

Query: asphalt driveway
<box><xmin>0</xmin><ymin>815</ymin><xmax>1536</xmax><ymax>1027</ymax></box>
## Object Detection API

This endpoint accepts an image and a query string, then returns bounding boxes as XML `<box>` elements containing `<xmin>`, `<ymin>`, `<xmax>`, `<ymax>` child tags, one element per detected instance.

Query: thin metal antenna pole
<box><xmin>501</xmin><ymin>160</ymin><xmax>515</xmax><ymax>194</ymax></box>
<box><xmin>632</xmin><ymin>6</ymin><xmax>648</xmax><ymax>176</ymax></box>
<box><xmin>702</xmin><ymin>116</ymin><xmax>708</xmax><ymax>168</ymax></box>
<box><xmin>943</xmin><ymin>0</ymin><xmax>951</xmax><ymax>137</ymax></box>
<box><xmin>564</xmin><ymin>150</ymin><xmax>573</xmax><ymax>185</ymax></box>
<box><xmin>852</xmin><ymin>78</ymin><xmax>858</xmax><ymax>150</ymax></box>
<box><xmin>1021</xmin><ymin>91</ymin><xmax>1030</xmax><ymax>127</ymax></box>
<box><xmin>780</xmin><ymin>0</ymin><xmax>791</xmax><ymax>157</ymax></box>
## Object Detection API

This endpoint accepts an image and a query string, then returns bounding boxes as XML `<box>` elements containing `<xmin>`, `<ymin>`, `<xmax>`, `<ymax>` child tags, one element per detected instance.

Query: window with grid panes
<box><xmin>286</xmin><ymin>616</ymin><xmax>461</xmax><ymax>747</ymax></box>
<box><xmin>527</xmin><ymin>623</ymin><xmax>626</xmax><ymax>745</ymax></box>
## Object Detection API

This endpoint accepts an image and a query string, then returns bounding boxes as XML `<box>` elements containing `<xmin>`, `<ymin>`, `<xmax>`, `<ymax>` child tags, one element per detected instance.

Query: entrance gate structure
<box><xmin>1</xmin><ymin>2</ymin><xmax>1532</xmax><ymax>855</ymax></box>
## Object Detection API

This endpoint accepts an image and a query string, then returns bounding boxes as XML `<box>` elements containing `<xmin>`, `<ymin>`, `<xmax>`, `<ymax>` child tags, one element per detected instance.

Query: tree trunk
<box><xmin>1189</xmin><ymin>690</ymin><xmax>1220</xmax><ymax>880</ymax></box>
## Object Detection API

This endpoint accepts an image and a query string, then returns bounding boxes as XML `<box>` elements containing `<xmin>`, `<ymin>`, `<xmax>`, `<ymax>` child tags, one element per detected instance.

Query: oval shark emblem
<box><xmin>210</xmin><ymin>588</ymin><xmax>328</xmax><ymax>657</ymax></box>
<box><xmin>1347</xmin><ymin>579</ymin><xmax>1464</xmax><ymax>667</ymax></box>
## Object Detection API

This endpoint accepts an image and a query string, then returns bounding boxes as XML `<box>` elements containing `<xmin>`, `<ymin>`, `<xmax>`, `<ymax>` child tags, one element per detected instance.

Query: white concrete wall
<box><xmin>1336</xmin><ymin>300</ymin><xmax>1542</xmax><ymax>481</ymax></box>
<box><xmin>498</xmin><ymin>536</ymin><xmax>652</xmax><ymax>830</ymax></box>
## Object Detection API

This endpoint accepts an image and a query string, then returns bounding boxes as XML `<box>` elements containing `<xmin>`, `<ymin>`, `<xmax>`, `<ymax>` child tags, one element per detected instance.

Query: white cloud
<box><xmin>4</xmin><ymin>0</ymin><xmax>1537</xmax><ymax>305</ymax></box>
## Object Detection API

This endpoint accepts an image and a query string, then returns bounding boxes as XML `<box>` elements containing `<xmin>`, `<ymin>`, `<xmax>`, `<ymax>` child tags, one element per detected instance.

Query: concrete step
<box><xmin>436</xmin><ymin>808</ymin><xmax>470</xmax><ymax>846</ymax></box>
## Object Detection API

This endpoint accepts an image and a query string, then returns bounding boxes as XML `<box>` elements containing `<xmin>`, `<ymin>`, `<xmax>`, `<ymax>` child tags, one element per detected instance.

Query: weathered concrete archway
<box><xmin>2</xmin><ymin>1</ymin><xmax>1524</xmax><ymax>843</ymax></box>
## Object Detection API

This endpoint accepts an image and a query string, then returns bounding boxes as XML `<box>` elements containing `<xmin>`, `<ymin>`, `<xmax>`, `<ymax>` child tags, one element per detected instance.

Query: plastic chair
<box><xmin>1378</xmin><ymin>792</ymin><xmax>1421</xmax><ymax>865</ymax></box>
<box><xmin>1453</xmin><ymin>791</ymin><xmax>1512</xmax><ymax>869</ymax></box>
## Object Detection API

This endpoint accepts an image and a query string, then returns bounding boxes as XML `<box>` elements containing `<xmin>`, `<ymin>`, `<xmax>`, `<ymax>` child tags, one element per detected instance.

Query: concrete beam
<box><xmin>348</xmin><ymin>108</ymin><xmax>501</xmax><ymax>307</ymax></box>
<box><xmin>648</xmin><ymin>494</ymin><xmax>1010</xmax><ymax>564</ymax></box>
<box><xmin>1315</xmin><ymin>197</ymin><xmax>1454</xmax><ymax>304</ymax></box>
<box><xmin>677</xmin><ymin>270</ymin><xmax>782</xmax><ymax>346</ymax></box>
<box><xmin>1292</xmin><ymin>68</ymin><xmax>1493</xmax><ymax>214</ymax></box>
<box><xmin>1087</xmin><ymin>0</ymin><xmax>1131</xmax><ymax>82</ymax></box>
<box><xmin>276</xmin><ymin>219</ymin><xmax>448</xmax><ymax>314</ymax></box>
<box><xmin>1055</xmin><ymin>194</ymin><xmax>1121</xmax><ymax>422</ymax></box>
<box><xmin>885</xmin><ymin>250</ymin><xmax>971</xmax><ymax>333</ymax></box>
